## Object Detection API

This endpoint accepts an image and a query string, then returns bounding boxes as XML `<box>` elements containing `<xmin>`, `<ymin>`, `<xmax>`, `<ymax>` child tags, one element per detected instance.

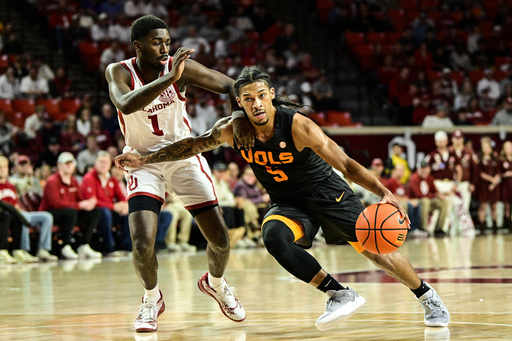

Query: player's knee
<box><xmin>132</xmin><ymin>236</ymin><xmax>154</xmax><ymax>258</ymax></box>
<box><xmin>209</xmin><ymin>230</ymin><xmax>230</xmax><ymax>253</ymax></box>
<box><xmin>262</xmin><ymin>220</ymin><xmax>294</xmax><ymax>254</ymax></box>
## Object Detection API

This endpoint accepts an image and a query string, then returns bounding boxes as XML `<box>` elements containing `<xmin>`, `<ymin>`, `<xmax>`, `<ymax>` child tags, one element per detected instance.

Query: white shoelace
<box><xmin>139</xmin><ymin>302</ymin><xmax>157</xmax><ymax>323</ymax></box>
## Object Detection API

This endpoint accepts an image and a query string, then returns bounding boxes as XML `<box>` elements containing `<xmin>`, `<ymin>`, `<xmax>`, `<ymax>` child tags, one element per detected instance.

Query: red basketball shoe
<box><xmin>197</xmin><ymin>272</ymin><xmax>245</xmax><ymax>322</ymax></box>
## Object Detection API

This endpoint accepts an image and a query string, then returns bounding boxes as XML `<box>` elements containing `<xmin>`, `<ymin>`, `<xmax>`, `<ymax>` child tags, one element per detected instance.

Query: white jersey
<box><xmin>116</xmin><ymin>57</ymin><xmax>192</xmax><ymax>153</ymax></box>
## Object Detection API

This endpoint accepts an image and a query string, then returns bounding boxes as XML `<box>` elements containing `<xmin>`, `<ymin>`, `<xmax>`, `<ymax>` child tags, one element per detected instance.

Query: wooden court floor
<box><xmin>0</xmin><ymin>234</ymin><xmax>511</xmax><ymax>340</ymax></box>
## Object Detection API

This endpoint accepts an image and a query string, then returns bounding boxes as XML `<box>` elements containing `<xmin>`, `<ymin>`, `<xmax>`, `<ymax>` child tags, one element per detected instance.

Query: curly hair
<box><xmin>130</xmin><ymin>15</ymin><xmax>168</xmax><ymax>44</ymax></box>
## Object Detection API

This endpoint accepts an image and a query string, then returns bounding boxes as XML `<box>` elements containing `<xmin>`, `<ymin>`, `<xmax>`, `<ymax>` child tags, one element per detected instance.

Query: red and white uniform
<box><xmin>116</xmin><ymin>57</ymin><xmax>217</xmax><ymax>210</ymax></box>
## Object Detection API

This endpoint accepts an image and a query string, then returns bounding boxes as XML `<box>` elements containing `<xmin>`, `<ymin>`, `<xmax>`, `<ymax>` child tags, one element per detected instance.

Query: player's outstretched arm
<box><xmin>105</xmin><ymin>47</ymin><xmax>194</xmax><ymax>115</ymax></box>
<box><xmin>115</xmin><ymin>117</ymin><xmax>235</xmax><ymax>169</ymax></box>
<box><xmin>178</xmin><ymin>60</ymin><xmax>255</xmax><ymax>149</ymax></box>
<box><xmin>291</xmin><ymin>114</ymin><xmax>410</xmax><ymax>222</ymax></box>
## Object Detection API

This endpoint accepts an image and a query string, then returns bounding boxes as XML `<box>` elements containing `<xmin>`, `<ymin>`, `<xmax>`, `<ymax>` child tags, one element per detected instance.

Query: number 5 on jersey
<box><xmin>265</xmin><ymin>166</ymin><xmax>288</xmax><ymax>182</ymax></box>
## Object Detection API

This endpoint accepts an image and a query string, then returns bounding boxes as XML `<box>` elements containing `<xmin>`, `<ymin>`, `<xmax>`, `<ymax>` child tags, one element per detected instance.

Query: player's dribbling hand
<box><xmin>379</xmin><ymin>192</ymin><xmax>411</xmax><ymax>227</ymax></box>
<box><xmin>115</xmin><ymin>152</ymin><xmax>143</xmax><ymax>171</ymax></box>
<box><xmin>169</xmin><ymin>47</ymin><xmax>195</xmax><ymax>81</ymax></box>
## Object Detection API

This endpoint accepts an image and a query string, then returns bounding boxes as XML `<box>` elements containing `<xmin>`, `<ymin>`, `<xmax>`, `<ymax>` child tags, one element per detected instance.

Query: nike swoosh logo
<box><xmin>398</xmin><ymin>215</ymin><xmax>406</xmax><ymax>225</ymax></box>
<box><xmin>336</xmin><ymin>192</ymin><xmax>345</xmax><ymax>202</ymax></box>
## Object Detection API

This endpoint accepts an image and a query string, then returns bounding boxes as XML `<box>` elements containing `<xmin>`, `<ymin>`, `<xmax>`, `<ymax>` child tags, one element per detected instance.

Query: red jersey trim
<box><xmin>127</xmin><ymin>192</ymin><xmax>165</xmax><ymax>203</ymax></box>
<box><xmin>119</xmin><ymin>61</ymin><xmax>134</xmax><ymax>90</ymax></box>
<box><xmin>172</xmin><ymin>82</ymin><xmax>187</xmax><ymax>101</ymax></box>
<box><xmin>132</xmin><ymin>58</ymin><xmax>146</xmax><ymax>86</ymax></box>
<box><xmin>183</xmin><ymin>116</ymin><xmax>192</xmax><ymax>132</ymax></box>
<box><xmin>195</xmin><ymin>155</ymin><xmax>217</xmax><ymax>197</ymax></box>
<box><xmin>185</xmin><ymin>199</ymin><xmax>219</xmax><ymax>210</ymax></box>
<box><xmin>117</xmin><ymin>109</ymin><xmax>126</xmax><ymax>138</ymax></box>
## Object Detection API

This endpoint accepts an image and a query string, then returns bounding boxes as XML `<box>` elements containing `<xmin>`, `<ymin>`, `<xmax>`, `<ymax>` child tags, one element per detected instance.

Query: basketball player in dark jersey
<box><xmin>116</xmin><ymin>66</ymin><xmax>450</xmax><ymax>331</ymax></box>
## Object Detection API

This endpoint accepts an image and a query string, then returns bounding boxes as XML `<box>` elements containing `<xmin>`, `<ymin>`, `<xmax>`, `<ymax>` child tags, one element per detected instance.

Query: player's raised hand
<box><xmin>115</xmin><ymin>152</ymin><xmax>144</xmax><ymax>170</ymax></box>
<box><xmin>169</xmin><ymin>47</ymin><xmax>194</xmax><ymax>81</ymax></box>
<box><xmin>232</xmin><ymin>112</ymin><xmax>255</xmax><ymax>150</ymax></box>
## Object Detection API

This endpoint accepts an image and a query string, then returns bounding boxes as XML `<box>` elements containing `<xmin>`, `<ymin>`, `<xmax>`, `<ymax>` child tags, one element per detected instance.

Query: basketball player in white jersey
<box><xmin>105</xmin><ymin>15</ymin><xmax>251</xmax><ymax>332</ymax></box>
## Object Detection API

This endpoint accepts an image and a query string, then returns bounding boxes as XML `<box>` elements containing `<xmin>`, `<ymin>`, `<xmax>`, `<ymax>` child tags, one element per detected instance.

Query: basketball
<box><xmin>355</xmin><ymin>203</ymin><xmax>409</xmax><ymax>254</ymax></box>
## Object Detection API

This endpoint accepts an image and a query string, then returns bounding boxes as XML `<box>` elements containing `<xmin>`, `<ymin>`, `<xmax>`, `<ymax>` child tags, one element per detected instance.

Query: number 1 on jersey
<box><xmin>148</xmin><ymin>114</ymin><xmax>164</xmax><ymax>136</ymax></box>
<box><xmin>265</xmin><ymin>166</ymin><xmax>288</xmax><ymax>182</ymax></box>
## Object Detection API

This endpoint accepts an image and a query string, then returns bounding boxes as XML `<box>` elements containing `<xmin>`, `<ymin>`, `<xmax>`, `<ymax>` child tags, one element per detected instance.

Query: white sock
<box><xmin>208</xmin><ymin>273</ymin><xmax>224</xmax><ymax>291</ymax></box>
<box><xmin>144</xmin><ymin>284</ymin><xmax>160</xmax><ymax>304</ymax></box>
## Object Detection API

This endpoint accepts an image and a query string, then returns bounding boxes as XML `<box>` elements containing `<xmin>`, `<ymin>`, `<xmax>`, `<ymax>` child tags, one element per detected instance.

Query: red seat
<box><xmin>468</xmin><ymin>70</ymin><xmax>484</xmax><ymax>85</ymax></box>
<box><xmin>451</xmin><ymin>71</ymin><xmax>465</xmax><ymax>85</ymax></box>
<box><xmin>245</xmin><ymin>31</ymin><xmax>260</xmax><ymax>42</ymax></box>
<box><xmin>495</xmin><ymin>70</ymin><xmax>507</xmax><ymax>81</ymax></box>
<box><xmin>427</xmin><ymin>69</ymin><xmax>442</xmax><ymax>82</ymax></box>
<box><xmin>345</xmin><ymin>32</ymin><xmax>365</xmax><ymax>48</ymax></box>
<box><xmin>59</xmin><ymin>98</ymin><xmax>82</xmax><ymax>115</ymax></box>
<box><xmin>316</xmin><ymin>0</ymin><xmax>334</xmax><ymax>22</ymax></box>
<box><xmin>495</xmin><ymin>56</ymin><xmax>512</xmax><ymax>67</ymax></box>
<box><xmin>78</xmin><ymin>41</ymin><xmax>99</xmax><ymax>56</ymax></box>
<box><xmin>12</xmin><ymin>99</ymin><xmax>35</xmax><ymax>116</ymax></box>
<box><xmin>420</xmin><ymin>0</ymin><xmax>439</xmax><ymax>10</ymax></box>
<box><xmin>308</xmin><ymin>112</ymin><xmax>328</xmax><ymax>126</ymax></box>
<box><xmin>367</xmin><ymin>32</ymin><xmax>387</xmax><ymax>45</ymax></box>
<box><xmin>405</xmin><ymin>11</ymin><xmax>420</xmax><ymax>24</ymax></box>
<box><xmin>386</xmin><ymin>31</ymin><xmax>402</xmax><ymax>44</ymax></box>
<box><xmin>399</xmin><ymin>0</ymin><xmax>419</xmax><ymax>11</ymax></box>
<box><xmin>0</xmin><ymin>99</ymin><xmax>14</xmax><ymax>116</ymax></box>
<box><xmin>36</xmin><ymin>99</ymin><xmax>61</xmax><ymax>119</ymax></box>
<box><xmin>326</xmin><ymin>111</ymin><xmax>357</xmax><ymax>126</ymax></box>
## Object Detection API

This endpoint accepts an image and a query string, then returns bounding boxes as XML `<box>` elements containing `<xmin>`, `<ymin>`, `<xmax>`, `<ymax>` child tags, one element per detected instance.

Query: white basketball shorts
<box><xmin>124</xmin><ymin>153</ymin><xmax>218</xmax><ymax>210</ymax></box>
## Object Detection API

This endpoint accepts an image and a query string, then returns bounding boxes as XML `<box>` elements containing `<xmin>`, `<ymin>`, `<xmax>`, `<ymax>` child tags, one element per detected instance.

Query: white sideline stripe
<box><xmin>0</xmin><ymin>319</ymin><xmax>511</xmax><ymax>331</ymax></box>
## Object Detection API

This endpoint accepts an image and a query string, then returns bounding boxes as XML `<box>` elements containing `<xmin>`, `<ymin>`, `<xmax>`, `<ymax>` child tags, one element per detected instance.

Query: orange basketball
<box><xmin>355</xmin><ymin>203</ymin><xmax>409</xmax><ymax>254</ymax></box>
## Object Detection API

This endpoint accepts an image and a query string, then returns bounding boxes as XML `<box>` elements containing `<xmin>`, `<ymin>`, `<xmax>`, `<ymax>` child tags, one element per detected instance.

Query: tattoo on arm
<box><xmin>142</xmin><ymin>118</ymin><xmax>229</xmax><ymax>164</ymax></box>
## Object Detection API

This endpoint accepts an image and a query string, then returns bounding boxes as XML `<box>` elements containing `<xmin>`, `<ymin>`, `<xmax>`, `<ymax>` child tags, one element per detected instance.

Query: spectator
<box><xmin>414</xmin><ymin>42</ymin><xmax>434</xmax><ymax>72</ymax></box>
<box><xmin>20</xmin><ymin>66</ymin><xmax>49</xmax><ymax>99</ymax></box>
<box><xmin>471</xmin><ymin>39</ymin><xmax>494</xmax><ymax>70</ymax></box>
<box><xmin>449</xmin><ymin>130</ymin><xmax>477</xmax><ymax>213</ymax></box>
<box><xmin>384</xmin><ymin>163</ymin><xmax>425</xmax><ymax>238</ymax></box>
<box><xmin>458</xmin><ymin>9</ymin><xmax>478</xmax><ymax>32</ymax></box>
<box><xmin>412</xmin><ymin>11</ymin><xmax>435</xmax><ymax>42</ymax></box>
<box><xmin>227</xmin><ymin>162</ymin><xmax>240</xmax><ymax>190</ymax></box>
<box><xmin>213</xmin><ymin>29</ymin><xmax>231</xmax><ymax>59</ymax></box>
<box><xmin>36</xmin><ymin>113</ymin><xmax>61</xmax><ymax>150</ymax></box>
<box><xmin>91</xmin><ymin>13</ymin><xmax>111</xmax><ymax>42</ymax></box>
<box><xmin>488</xmin><ymin>26</ymin><xmax>508</xmax><ymax>57</ymax></box>
<box><xmin>0</xmin><ymin>111</ymin><xmax>18</xmax><ymax>155</ymax></box>
<box><xmin>162</xmin><ymin>194</ymin><xmax>196</xmax><ymax>252</ymax></box>
<box><xmin>475</xmin><ymin>141</ymin><xmax>501</xmax><ymax>234</ymax></box>
<box><xmin>49</xmin><ymin>67</ymin><xmax>74</xmax><ymax>98</ymax></box>
<box><xmin>100</xmin><ymin>0</ymin><xmax>123</xmax><ymax>19</ymax></box>
<box><xmin>187</xmin><ymin>3</ymin><xmax>208</xmax><ymax>30</ymax></box>
<box><xmin>479</xmin><ymin>87</ymin><xmax>497</xmax><ymax>116</ymax></box>
<box><xmin>0</xmin><ymin>66</ymin><xmax>21</xmax><ymax>99</ymax></box>
<box><xmin>500</xmin><ymin>66</ymin><xmax>512</xmax><ymax>97</ymax></box>
<box><xmin>407</xmin><ymin>161</ymin><xmax>449</xmax><ymax>237</ymax></box>
<box><xmin>233</xmin><ymin>166</ymin><xmax>270</xmax><ymax>246</ymax></box>
<box><xmin>491</xmin><ymin>96</ymin><xmax>512</xmax><ymax>125</ymax></box>
<box><xmin>312</xmin><ymin>71</ymin><xmax>334</xmax><ymax>110</ymax></box>
<box><xmin>144</xmin><ymin>0</ymin><xmax>168</xmax><ymax>21</ymax></box>
<box><xmin>77</xmin><ymin>135</ymin><xmax>100</xmax><ymax>175</ymax></box>
<box><xmin>352</xmin><ymin>158</ymin><xmax>387</xmax><ymax>207</ymax></box>
<box><xmin>123</xmin><ymin>0</ymin><xmax>145</xmax><ymax>19</ymax></box>
<box><xmin>424</xmin><ymin>28</ymin><xmax>440</xmax><ymax>51</ymax></box>
<box><xmin>11</xmin><ymin>55</ymin><xmax>29</xmax><ymax>79</ymax></box>
<box><xmin>477</xmin><ymin>69</ymin><xmax>500</xmax><ymax>101</ymax></box>
<box><xmin>0</xmin><ymin>156</ymin><xmax>34</xmax><ymax>264</ymax></box>
<box><xmin>432</xmin><ymin>46</ymin><xmax>450</xmax><ymax>71</ymax></box>
<box><xmin>186</xmin><ymin>103</ymin><xmax>208</xmax><ymax>137</ymax></box>
<box><xmin>500</xmin><ymin>141</ymin><xmax>512</xmax><ymax>230</ymax></box>
<box><xmin>233</xmin><ymin>5</ymin><xmax>254</xmax><ymax>32</ymax></box>
<box><xmin>454</xmin><ymin>80</ymin><xmax>474</xmax><ymax>111</ymax></box>
<box><xmin>224</xmin><ymin>16</ymin><xmax>244</xmax><ymax>43</ymax></box>
<box><xmin>424</xmin><ymin>131</ymin><xmax>462</xmax><ymax>235</ymax></box>
<box><xmin>452</xmin><ymin>107</ymin><xmax>474</xmax><ymax>126</ymax></box>
<box><xmin>100</xmin><ymin>40</ymin><xmax>125</xmax><ymax>74</ymax></box>
<box><xmin>33</xmin><ymin>56</ymin><xmax>55</xmax><ymax>83</ymax></box>
<box><xmin>100</xmin><ymin>102</ymin><xmax>119</xmax><ymax>141</ymax></box>
<box><xmin>436</xmin><ymin>4</ymin><xmax>455</xmax><ymax>31</ymax></box>
<box><xmin>81</xmin><ymin>151</ymin><xmax>128</xmax><ymax>254</ymax></box>
<box><xmin>413</xmin><ymin>94</ymin><xmax>434</xmax><ymax>125</ymax></box>
<box><xmin>199</xmin><ymin>18</ymin><xmax>220</xmax><ymax>43</ymax></box>
<box><xmin>466</xmin><ymin>25</ymin><xmax>481</xmax><ymax>54</ymax></box>
<box><xmin>89</xmin><ymin>115</ymin><xmax>113</xmax><ymax>150</ymax></box>
<box><xmin>211</xmin><ymin>161</ymin><xmax>246</xmax><ymax>248</ymax></box>
<box><xmin>386</xmin><ymin>144</ymin><xmax>411</xmax><ymax>184</ymax></box>
<box><xmin>466</xmin><ymin>96</ymin><xmax>486</xmax><ymax>123</ymax></box>
<box><xmin>77</xmin><ymin>108</ymin><xmax>92</xmax><ymax>137</ymax></box>
<box><xmin>37</xmin><ymin>136</ymin><xmax>61</xmax><ymax>169</ymax></box>
<box><xmin>182</xmin><ymin>26</ymin><xmax>211</xmax><ymax>54</ymax></box>
<box><xmin>422</xmin><ymin>104</ymin><xmax>455</xmax><ymax>128</ymax></box>
<box><xmin>108</xmin><ymin>12</ymin><xmax>131</xmax><ymax>44</ymax></box>
<box><xmin>9</xmin><ymin>155</ymin><xmax>58</xmax><ymax>261</ymax></box>
<box><xmin>398</xmin><ymin>26</ymin><xmax>418</xmax><ymax>56</ymax></box>
<box><xmin>39</xmin><ymin>152</ymin><xmax>102</xmax><ymax>259</ymax></box>
<box><xmin>438</xmin><ymin>68</ymin><xmax>458</xmax><ymax>101</ymax></box>
<box><xmin>274</xmin><ymin>23</ymin><xmax>297</xmax><ymax>53</ymax></box>
<box><xmin>59</xmin><ymin>114</ymin><xmax>85</xmax><ymax>154</ymax></box>
<box><xmin>450</xmin><ymin>43</ymin><xmax>472</xmax><ymax>72</ymax></box>
<box><xmin>24</xmin><ymin>105</ymin><xmax>46</xmax><ymax>140</ymax></box>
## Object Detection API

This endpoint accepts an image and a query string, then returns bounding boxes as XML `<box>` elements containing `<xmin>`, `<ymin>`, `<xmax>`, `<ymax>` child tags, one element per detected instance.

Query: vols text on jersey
<box><xmin>240</xmin><ymin>150</ymin><xmax>294</xmax><ymax>165</ymax></box>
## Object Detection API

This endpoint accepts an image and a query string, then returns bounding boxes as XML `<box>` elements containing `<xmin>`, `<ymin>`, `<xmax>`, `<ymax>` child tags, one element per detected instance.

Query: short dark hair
<box><xmin>130</xmin><ymin>15</ymin><xmax>168</xmax><ymax>44</ymax></box>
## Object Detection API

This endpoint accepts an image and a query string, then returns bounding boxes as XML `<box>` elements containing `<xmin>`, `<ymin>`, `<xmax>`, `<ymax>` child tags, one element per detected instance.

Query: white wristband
<box><xmin>232</xmin><ymin>110</ymin><xmax>245</xmax><ymax>119</ymax></box>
